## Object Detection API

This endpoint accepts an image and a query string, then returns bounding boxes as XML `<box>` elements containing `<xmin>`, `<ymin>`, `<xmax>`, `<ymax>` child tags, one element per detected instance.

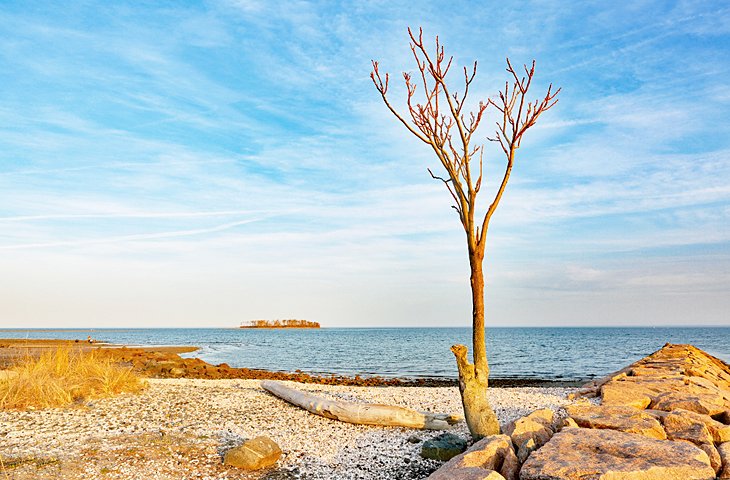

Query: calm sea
<box><xmin>1</xmin><ymin>327</ymin><xmax>728</xmax><ymax>382</ymax></box>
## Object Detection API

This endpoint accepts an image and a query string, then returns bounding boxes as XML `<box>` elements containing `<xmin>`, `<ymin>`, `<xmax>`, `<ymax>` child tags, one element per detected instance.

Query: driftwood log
<box><xmin>261</xmin><ymin>380</ymin><xmax>462</xmax><ymax>430</ymax></box>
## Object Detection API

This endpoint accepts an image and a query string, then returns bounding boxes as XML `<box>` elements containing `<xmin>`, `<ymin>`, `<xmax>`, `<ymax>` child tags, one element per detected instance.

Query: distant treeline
<box><xmin>240</xmin><ymin>319</ymin><xmax>320</xmax><ymax>329</ymax></box>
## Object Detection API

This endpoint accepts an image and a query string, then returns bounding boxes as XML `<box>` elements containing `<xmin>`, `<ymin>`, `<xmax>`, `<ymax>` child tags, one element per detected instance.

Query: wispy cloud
<box><xmin>0</xmin><ymin>0</ymin><xmax>728</xmax><ymax>326</ymax></box>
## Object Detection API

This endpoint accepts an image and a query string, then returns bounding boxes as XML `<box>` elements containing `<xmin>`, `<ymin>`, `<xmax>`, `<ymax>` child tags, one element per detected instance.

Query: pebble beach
<box><xmin>0</xmin><ymin>379</ymin><xmax>574</xmax><ymax>479</ymax></box>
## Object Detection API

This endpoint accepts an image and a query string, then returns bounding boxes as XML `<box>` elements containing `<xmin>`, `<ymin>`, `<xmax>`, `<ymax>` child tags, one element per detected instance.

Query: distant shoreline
<box><xmin>0</xmin><ymin>338</ymin><xmax>582</xmax><ymax>387</ymax></box>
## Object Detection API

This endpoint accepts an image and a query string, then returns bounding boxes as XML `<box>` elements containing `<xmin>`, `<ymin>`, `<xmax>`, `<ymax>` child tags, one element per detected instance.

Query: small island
<box><xmin>240</xmin><ymin>319</ymin><xmax>320</xmax><ymax>329</ymax></box>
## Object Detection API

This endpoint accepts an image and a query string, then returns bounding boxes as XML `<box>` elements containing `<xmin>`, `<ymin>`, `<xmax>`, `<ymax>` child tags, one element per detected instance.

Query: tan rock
<box><xmin>718</xmin><ymin>442</ymin><xmax>730</xmax><ymax>479</ymax></box>
<box><xmin>565</xmin><ymin>404</ymin><xmax>666</xmax><ymax>439</ymax></box>
<box><xmin>503</xmin><ymin>411</ymin><xmax>553</xmax><ymax>463</ymax></box>
<box><xmin>525</xmin><ymin>408</ymin><xmax>555</xmax><ymax>429</ymax></box>
<box><xmin>663</xmin><ymin>410</ymin><xmax>714</xmax><ymax>445</ymax></box>
<box><xmin>519</xmin><ymin>427</ymin><xmax>715</xmax><ymax>480</ymax></box>
<box><xmin>223</xmin><ymin>436</ymin><xmax>281</xmax><ymax>470</ymax></box>
<box><xmin>666</xmin><ymin>408</ymin><xmax>730</xmax><ymax>443</ymax></box>
<box><xmin>698</xmin><ymin>442</ymin><xmax>722</xmax><ymax>474</ymax></box>
<box><xmin>559</xmin><ymin>417</ymin><xmax>579</xmax><ymax>430</ymax></box>
<box><xmin>651</xmin><ymin>391</ymin><xmax>728</xmax><ymax>416</ymax></box>
<box><xmin>596</xmin><ymin>344</ymin><xmax>730</xmax><ymax>409</ymax></box>
<box><xmin>600</xmin><ymin>381</ymin><xmax>652</xmax><ymax>409</ymax></box>
<box><xmin>428</xmin><ymin>468</ymin><xmax>505</xmax><ymax>480</ymax></box>
<box><xmin>688</xmin><ymin>375</ymin><xmax>721</xmax><ymax>391</ymax></box>
<box><xmin>427</xmin><ymin>435</ymin><xmax>516</xmax><ymax>480</ymax></box>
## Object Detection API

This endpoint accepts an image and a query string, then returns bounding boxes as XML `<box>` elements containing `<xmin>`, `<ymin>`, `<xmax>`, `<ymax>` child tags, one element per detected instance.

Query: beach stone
<box><xmin>224</xmin><ymin>436</ymin><xmax>282</xmax><ymax>470</ymax></box>
<box><xmin>519</xmin><ymin>427</ymin><xmax>716</xmax><ymax>480</ymax></box>
<box><xmin>427</xmin><ymin>435</ymin><xmax>518</xmax><ymax>480</ymax></box>
<box><xmin>719</xmin><ymin>442</ymin><xmax>730</xmax><ymax>479</ymax></box>
<box><xmin>407</xmin><ymin>435</ymin><xmax>422</xmax><ymax>444</ymax></box>
<box><xmin>420</xmin><ymin>433</ymin><xmax>467</xmax><ymax>461</ymax></box>
<box><xmin>565</xmin><ymin>404</ymin><xmax>666</xmax><ymax>439</ymax></box>
<box><xmin>503</xmin><ymin>409</ymin><xmax>554</xmax><ymax>462</ymax></box>
<box><xmin>651</xmin><ymin>390</ymin><xmax>728</xmax><ymax>416</ymax></box>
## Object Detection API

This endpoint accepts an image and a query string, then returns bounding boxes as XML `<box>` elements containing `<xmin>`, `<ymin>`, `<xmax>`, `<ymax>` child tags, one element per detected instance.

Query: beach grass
<box><xmin>0</xmin><ymin>347</ymin><xmax>146</xmax><ymax>409</ymax></box>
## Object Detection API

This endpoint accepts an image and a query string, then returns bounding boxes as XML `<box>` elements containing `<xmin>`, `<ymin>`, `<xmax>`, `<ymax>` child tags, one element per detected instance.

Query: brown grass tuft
<box><xmin>0</xmin><ymin>347</ymin><xmax>146</xmax><ymax>409</ymax></box>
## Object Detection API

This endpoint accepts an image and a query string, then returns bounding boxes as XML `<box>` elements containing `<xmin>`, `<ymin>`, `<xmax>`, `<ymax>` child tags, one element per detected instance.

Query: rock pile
<box><xmin>427</xmin><ymin>343</ymin><xmax>730</xmax><ymax>480</ymax></box>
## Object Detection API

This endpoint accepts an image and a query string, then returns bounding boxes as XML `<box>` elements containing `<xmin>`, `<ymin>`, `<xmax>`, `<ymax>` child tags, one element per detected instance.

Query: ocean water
<box><xmin>1</xmin><ymin>327</ymin><xmax>728</xmax><ymax>382</ymax></box>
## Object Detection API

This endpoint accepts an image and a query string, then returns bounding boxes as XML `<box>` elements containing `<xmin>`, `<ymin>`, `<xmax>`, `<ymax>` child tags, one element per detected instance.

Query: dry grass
<box><xmin>0</xmin><ymin>348</ymin><xmax>146</xmax><ymax>409</ymax></box>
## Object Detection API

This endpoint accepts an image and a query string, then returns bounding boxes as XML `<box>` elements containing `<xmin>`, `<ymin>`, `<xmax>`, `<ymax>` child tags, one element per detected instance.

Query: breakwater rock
<box><xmin>428</xmin><ymin>343</ymin><xmax>730</xmax><ymax>479</ymax></box>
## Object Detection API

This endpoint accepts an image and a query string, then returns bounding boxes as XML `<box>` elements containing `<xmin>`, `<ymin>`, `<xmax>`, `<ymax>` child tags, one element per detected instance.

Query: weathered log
<box><xmin>261</xmin><ymin>380</ymin><xmax>462</xmax><ymax>430</ymax></box>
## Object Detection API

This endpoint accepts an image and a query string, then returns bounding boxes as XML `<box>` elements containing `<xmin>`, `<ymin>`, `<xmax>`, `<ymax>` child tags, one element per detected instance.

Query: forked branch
<box><xmin>371</xmin><ymin>30</ymin><xmax>559</xmax><ymax>254</ymax></box>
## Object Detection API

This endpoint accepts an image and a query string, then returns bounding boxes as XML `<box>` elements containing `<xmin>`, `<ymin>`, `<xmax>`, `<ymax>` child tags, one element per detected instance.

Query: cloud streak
<box><xmin>0</xmin><ymin>0</ymin><xmax>728</xmax><ymax>327</ymax></box>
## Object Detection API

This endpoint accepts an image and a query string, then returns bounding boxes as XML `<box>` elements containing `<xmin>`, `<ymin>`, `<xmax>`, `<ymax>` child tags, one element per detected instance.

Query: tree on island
<box><xmin>371</xmin><ymin>28</ymin><xmax>559</xmax><ymax>438</ymax></box>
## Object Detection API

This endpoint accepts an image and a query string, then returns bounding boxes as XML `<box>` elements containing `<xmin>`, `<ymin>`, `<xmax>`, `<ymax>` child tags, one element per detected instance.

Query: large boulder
<box><xmin>651</xmin><ymin>391</ymin><xmax>729</xmax><ymax>416</ymax></box>
<box><xmin>600</xmin><ymin>376</ymin><xmax>685</xmax><ymax>409</ymax></box>
<box><xmin>503</xmin><ymin>409</ymin><xmax>554</xmax><ymax>463</ymax></box>
<box><xmin>719</xmin><ymin>442</ymin><xmax>730</xmax><ymax>479</ymax></box>
<box><xmin>565</xmin><ymin>404</ymin><xmax>666</xmax><ymax>439</ymax></box>
<box><xmin>520</xmin><ymin>427</ymin><xmax>715</xmax><ymax>480</ymax></box>
<box><xmin>662</xmin><ymin>410</ymin><xmax>714</xmax><ymax>445</ymax></box>
<box><xmin>223</xmin><ymin>436</ymin><xmax>282</xmax><ymax>470</ymax></box>
<box><xmin>430</xmin><ymin>469</ymin><xmax>505</xmax><ymax>480</ymax></box>
<box><xmin>427</xmin><ymin>435</ymin><xmax>518</xmax><ymax>480</ymax></box>
<box><xmin>421</xmin><ymin>433</ymin><xmax>468</xmax><ymax>461</ymax></box>
<box><xmin>649</xmin><ymin>408</ymin><xmax>730</xmax><ymax>443</ymax></box>
<box><xmin>697</xmin><ymin>442</ymin><xmax>722</xmax><ymax>474</ymax></box>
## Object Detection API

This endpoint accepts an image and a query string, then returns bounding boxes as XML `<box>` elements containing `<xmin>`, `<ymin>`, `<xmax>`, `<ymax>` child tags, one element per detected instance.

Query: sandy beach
<box><xmin>0</xmin><ymin>378</ymin><xmax>574</xmax><ymax>479</ymax></box>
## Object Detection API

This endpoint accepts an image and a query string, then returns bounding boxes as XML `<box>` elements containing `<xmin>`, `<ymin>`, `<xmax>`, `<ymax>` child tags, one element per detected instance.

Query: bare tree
<box><xmin>371</xmin><ymin>28</ymin><xmax>559</xmax><ymax>438</ymax></box>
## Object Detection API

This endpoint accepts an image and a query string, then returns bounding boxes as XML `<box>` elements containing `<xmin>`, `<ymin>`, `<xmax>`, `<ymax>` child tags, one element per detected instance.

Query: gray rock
<box><xmin>420</xmin><ymin>433</ymin><xmax>467</xmax><ymax>461</ymax></box>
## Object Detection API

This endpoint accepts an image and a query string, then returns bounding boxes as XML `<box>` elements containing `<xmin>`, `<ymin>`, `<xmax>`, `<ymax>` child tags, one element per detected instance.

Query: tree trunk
<box><xmin>451</xmin><ymin>251</ymin><xmax>500</xmax><ymax>439</ymax></box>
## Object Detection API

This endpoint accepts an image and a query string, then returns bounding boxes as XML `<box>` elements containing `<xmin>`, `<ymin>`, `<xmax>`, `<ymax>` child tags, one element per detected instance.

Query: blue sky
<box><xmin>1</xmin><ymin>1</ymin><xmax>728</xmax><ymax>328</ymax></box>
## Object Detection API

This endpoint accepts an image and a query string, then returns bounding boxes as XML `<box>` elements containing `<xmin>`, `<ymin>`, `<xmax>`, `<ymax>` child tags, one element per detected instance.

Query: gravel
<box><xmin>0</xmin><ymin>379</ymin><xmax>575</xmax><ymax>479</ymax></box>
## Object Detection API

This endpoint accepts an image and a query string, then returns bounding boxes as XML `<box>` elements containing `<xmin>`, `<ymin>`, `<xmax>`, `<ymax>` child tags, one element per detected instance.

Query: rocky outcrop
<box><xmin>565</xmin><ymin>404</ymin><xmax>666</xmax><ymax>439</ymax></box>
<box><xmin>520</xmin><ymin>427</ymin><xmax>716</xmax><ymax>480</ymax></box>
<box><xmin>588</xmin><ymin>344</ymin><xmax>730</xmax><ymax>414</ymax></box>
<box><xmin>428</xmin><ymin>344</ymin><xmax>730</xmax><ymax>480</ymax></box>
<box><xmin>427</xmin><ymin>435</ymin><xmax>517</xmax><ymax>480</ymax></box>
<box><xmin>223</xmin><ymin>436</ymin><xmax>282</xmax><ymax>470</ymax></box>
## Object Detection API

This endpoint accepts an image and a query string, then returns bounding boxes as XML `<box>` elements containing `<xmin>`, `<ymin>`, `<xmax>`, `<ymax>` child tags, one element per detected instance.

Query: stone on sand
<box><xmin>223</xmin><ymin>436</ymin><xmax>282</xmax><ymax>470</ymax></box>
